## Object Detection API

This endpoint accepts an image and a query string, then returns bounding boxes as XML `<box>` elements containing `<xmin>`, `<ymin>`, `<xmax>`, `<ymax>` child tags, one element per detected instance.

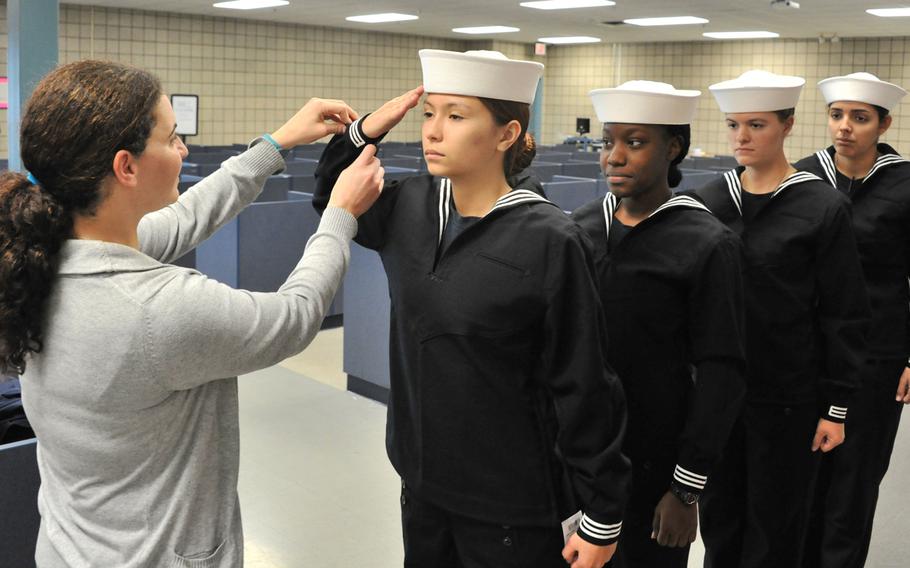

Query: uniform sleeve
<box><xmin>542</xmin><ymin>228</ymin><xmax>631</xmax><ymax>546</ymax></box>
<box><xmin>673</xmin><ymin>233</ymin><xmax>747</xmax><ymax>496</ymax></box>
<box><xmin>146</xmin><ymin>207</ymin><xmax>357</xmax><ymax>389</ymax></box>
<box><xmin>906</xmin><ymin>218</ymin><xmax>910</xmax><ymax>367</ymax></box>
<box><xmin>313</xmin><ymin>115</ymin><xmax>404</xmax><ymax>251</ymax></box>
<box><xmin>137</xmin><ymin>140</ymin><xmax>284</xmax><ymax>263</ymax></box>
<box><xmin>815</xmin><ymin>199</ymin><xmax>871</xmax><ymax>422</ymax></box>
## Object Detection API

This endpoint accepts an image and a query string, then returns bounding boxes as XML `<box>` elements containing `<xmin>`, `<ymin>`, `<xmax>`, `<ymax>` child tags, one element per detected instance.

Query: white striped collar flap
<box><xmin>723</xmin><ymin>169</ymin><xmax>822</xmax><ymax>216</ymax></box>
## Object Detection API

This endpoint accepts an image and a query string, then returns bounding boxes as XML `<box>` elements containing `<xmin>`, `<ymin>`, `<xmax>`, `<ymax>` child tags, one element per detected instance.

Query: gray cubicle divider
<box><xmin>343</xmin><ymin>243</ymin><xmax>391</xmax><ymax>403</ymax></box>
<box><xmin>537</xmin><ymin>152</ymin><xmax>574</xmax><ymax>162</ymax></box>
<box><xmin>381</xmin><ymin>157</ymin><xmax>426</xmax><ymax>171</ymax></box>
<box><xmin>677</xmin><ymin>170</ymin><xmax>721</xmax><ymax>192</ymax></box>
<box><xmin>0</xmin><ymin>438</ymin><xmax>40</xmax><ymax>568</ymax></box>
<box><xmin>542</xmin><ymin>178</ymin><xmax>599</xmax><ymax>212</ymax></box>
<box><xmin>527</xmin><ymin>161</ymin><xmax>563</xmax><ymax>182</ymax></box>
<box><xmin>561</xmin><ymin>161</ymin><xmax>603</xmax><ymax>179</ymax></box>
<box><xmin>186</xmin><ymin>151</ymin><xmax>239</xmax><ymax>164</ymax></box>
<box><xmin>551</xmin><ymin>175</ymin><xmax>609</xmax><ymax>201</ymax></box>
<box><xmin>174</xmin><ymin>174</ymin><xmax>205</xmax><ymax>269</ymax></box>
<box><xmin>197</xmin><ymin>163</ymin><xmax>221</xmax><ymax>176</ymax></box>
<box><xmin>293</xmin><ymin>149</ymin><xmax>326</xmax><ymax>160</ymax></box>
<box><xmin>178</xmin><ymin>174</ymin><xmax>204</xmax><ymax>194</ymax></box>
<box><xmin>195</xmin><ymin>194</ymin><xmax>343</xmax><ymax>323</ymax></box>
<box><xmin>291</xmin><ymin>175</ymin><xmax>317</xmax><ymax>193</ymax></box>
<box><xmin>284</xmin><ymin>159</ymin><xmax>319</xmax><ymax>176</ymax></box>
<box><xmin>256</xmin><ymin>175</ymin><xmax>292</xmax><ymax>203</ymax></box>
<box><xmin>181</xmin><ymin>162</ymin><xmax>200</xmax><ymax>176</ymax></box>
<box><xmin>384</xmin><ymin>167</ymin><xmax>420</xmax><ymax>182</ymax></box>
<box><xmin>570</xmin><ymin>151</ymin><xmax>601</xmax><ymax>162</ymax></box>
<box><xmin>392</xmin><ymin>146</ymin><xmax>424</xmax><ymax>157</ymax></box>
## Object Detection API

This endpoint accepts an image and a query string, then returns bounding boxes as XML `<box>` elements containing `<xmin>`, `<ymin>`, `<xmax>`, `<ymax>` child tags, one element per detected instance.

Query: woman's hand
<box><xmin>812</xmin><ymin>418</ymin><xmax>845</xmax><ymax>453</ymax></box>
<box><xmin>328</xmin><ymin>145</ymin><xmax>384</xmax><ymax>218</ymax></box>
<box><xmin>361</xmin><ymin>86</ymin><xmax>425</xmax><ymax>139</ymax></box>
<box><xmin>895</xmin><ymin>366</ymin><xmax>910</xmax><ymax>404</ymax></box>
<box><xmin>562</xmin><ymin>533</ymin><xmax>617</xmax><ymax>568</ymax></box>
<box><xmin>270</xmin><ymin>98</ymin><xmax>359</xmax><ymax>149</ymax></box>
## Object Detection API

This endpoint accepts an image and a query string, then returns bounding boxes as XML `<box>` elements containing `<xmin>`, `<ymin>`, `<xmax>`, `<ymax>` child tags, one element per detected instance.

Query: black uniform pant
<box><xmin>803</xmin><ymin>358</ymin><xmax>906</xmax><ymax>568</ymax></box>
<box><xmin>700</xmin><ymin>402</ymin><xmax>821</xmax><ymax>568</ymax></box>
<box><xmin>400</xmin><ymin>481</ymin><xmax>567</xmax><ymax>568</ymax></box>
<box><xmin>606</xmin><ymin>457</ymin><xmax>689</xmax><ymax>568</ymax></box>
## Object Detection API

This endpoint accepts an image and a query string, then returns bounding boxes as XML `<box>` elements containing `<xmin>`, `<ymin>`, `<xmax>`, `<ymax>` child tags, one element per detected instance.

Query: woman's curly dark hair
<box><xmin>0</xmin><ymin>60</ymin><xmax>162</xmax><ymax>374</ymax></box>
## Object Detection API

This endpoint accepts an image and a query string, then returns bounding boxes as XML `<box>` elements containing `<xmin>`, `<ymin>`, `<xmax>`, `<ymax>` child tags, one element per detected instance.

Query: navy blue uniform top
<box><xmin>572</xmin><ymin>193</ymin><xmax>747</xmax><ymax>497</ymax></box>
<box><xmin>696</xmin><ymin>168</ymin><xmax>871</xmax><ymax>423</ymax></box>
<box><xmin>795</xmin><ymin>144</ymin><xmax>910</xmax><ymax>368</ymax></box>
<box><xmin>313</xmin><ymin>116</ymin><xmax>631</xmax><ymax>545</ymax></box>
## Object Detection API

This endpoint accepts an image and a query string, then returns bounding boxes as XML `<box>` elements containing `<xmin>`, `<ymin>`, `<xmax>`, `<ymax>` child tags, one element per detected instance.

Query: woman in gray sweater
<box><xmin>0</xmin><ymin>60</ymin><xmax>383</xmax><ymax>567</ymax></box>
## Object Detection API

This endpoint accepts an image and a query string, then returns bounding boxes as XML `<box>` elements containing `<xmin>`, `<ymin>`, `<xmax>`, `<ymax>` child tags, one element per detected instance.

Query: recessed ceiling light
<box><xmin>452</xmin><ymin>26</ymin><xmax>520</xmax><ymax>34</ymax></box>
<box><xmin>866</xmin><ymin>8</ymin><xmax>910</xmax><ymax>17</ymax></box>
<box><xmin>345</xmin><ymin>13</ymin><xmax>419</xmax><ymax>23</ymax></box>
<box><xmin>213</xmin><ymin>0</ymin><xmax>289</xmax><ymax>9</ymax></box>
<box><xmin>624</xmin><ymin>16</ymin><xmax>709</xmax><ymax>26</ymax></box>
<box><xmin>538</xmin><ymin>36</ymin><xmax>602</xmax><ymax>44</ymax></box>
<box><xmin>703</xmin><ymin>31</ymin><xmax>779</xmax><ymax>39</ymax></box>
<box><xmin>520</xmin><ymin>0</ymin><xmax>615</xmax><ymax>9</ymax></box>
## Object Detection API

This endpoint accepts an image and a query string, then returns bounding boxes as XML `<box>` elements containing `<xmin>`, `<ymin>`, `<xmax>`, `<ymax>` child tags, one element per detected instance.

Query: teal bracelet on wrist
<box><xmin>262</xmin><ymin>133</ymin><xmax>283</xmax><ymax>151</ymax></box>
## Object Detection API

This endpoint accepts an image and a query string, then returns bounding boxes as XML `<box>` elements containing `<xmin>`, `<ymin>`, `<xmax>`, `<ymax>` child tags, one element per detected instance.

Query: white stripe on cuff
<box><xmin>674</xmin><ymin>465</ymin><xmax>707</xmax><ymax>490</ymax></box>
<box><xmin>828</xmin><ymin>405</ymin><xmax>848</xmax><ymax>419</ymax></box>
<box><xmin>579</xmin><ymin>514</ymin><xmax>622</xmax><ymax>541</ymax></box>
<box><xmin>349</xmin><ymin>117</ymin><xmax>365</xmax><ymax>147</ymax></box>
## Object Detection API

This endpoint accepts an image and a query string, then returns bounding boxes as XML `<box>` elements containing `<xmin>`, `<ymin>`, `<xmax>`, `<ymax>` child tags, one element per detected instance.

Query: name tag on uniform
<box><xmin>561</xmin><ymin>510</ymin><xmax>583</xmax><ymax>544</ymax></box>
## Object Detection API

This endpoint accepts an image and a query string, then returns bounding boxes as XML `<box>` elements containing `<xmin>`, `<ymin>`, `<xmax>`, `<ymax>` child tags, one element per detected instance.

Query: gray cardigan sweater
<box><xmin>21</xmin><ymin>141</ymin><xmax>357</xmax><ymax>567</ymax></box>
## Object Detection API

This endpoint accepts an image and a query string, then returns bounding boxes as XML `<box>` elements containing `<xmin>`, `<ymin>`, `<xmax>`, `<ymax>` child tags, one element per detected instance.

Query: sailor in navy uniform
<box><xmin>572</xmin><ymin>81</ymin><xmax>747</xmax><ymax>568</ymax></box>
<box><xmin>793</xmin><ymin>72</ymin><xmax>910</xmax><ymax>568</ymax></box>
<box><xmin>314</xmin><ymin>50</ymin><xmax>630</xmax><ymax>568</ymax></box>
<box><xmin>694</xmin><ymin>70</ymin><xmax>871</xmax><ymax>568</ymax></box>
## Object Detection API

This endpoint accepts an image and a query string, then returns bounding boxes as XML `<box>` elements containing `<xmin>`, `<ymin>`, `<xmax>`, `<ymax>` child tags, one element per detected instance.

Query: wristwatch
<box><xmin>670</xmin><ymin>482</ymin><xmax>699</xmax><ymax>506</ymax></box>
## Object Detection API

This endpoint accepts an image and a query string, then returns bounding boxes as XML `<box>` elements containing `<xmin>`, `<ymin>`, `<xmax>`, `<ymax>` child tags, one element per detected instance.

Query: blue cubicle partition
<box><xmin>569</xmin><ymin>151</ymin><xmax>601</xmax><ymax>162</ymax></box>
<box><xmin>0</xmin><ymin>438</ymin><xmax>40</xmax><ymax>568</ymax></box>
<box><xmin>527</xmin><ymin>161</ymin><xmax>563</xmax><ymax>182</ymax></box>
<box><xmin>677</xmin><ymin>170</ymin><xmax>721</xmax><ymax>193</ymax></box>
<box><xmin>343</xmin><ymin>244</ymin><xmax>391</xmax><ymax>402</ymax></box>
<box><xmin>284</xmin><ymin>159</ymin><xmax>319</xmax><ymax>176</ymax></box>
<box><xmin>181</xmin><ymin>162</ymin><xmax>200</xmax><ymax>176</ymax></box>
<box><xmin>542</xmin><ymin>178</ymin><xmax>599</xmax><ymax>212</ymax></box>
<box><xmin>195</xmin><ymin>193</ymin><xmax>343</xmax><ymax>324</ymax></box>
<box><xmin>381</xmin><ymin>157</ymin><xmax>426</xmax><ymax>171</ymax></box>
<box><xmin>536</xmin><ymin>152</ymin><xmax>574</xmax><ymax>163</ymax></box>
<box><xmin>561</xmin><ymin>161</ymin><xmax>603</xmax><ymax>179</ymax></box>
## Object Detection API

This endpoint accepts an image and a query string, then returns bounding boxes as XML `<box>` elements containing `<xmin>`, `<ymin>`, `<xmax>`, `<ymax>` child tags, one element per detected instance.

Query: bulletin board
<box><xmin>171</xmin><ymin>94</ymin><xmax>199</xmax><ymax>137</ymax></box>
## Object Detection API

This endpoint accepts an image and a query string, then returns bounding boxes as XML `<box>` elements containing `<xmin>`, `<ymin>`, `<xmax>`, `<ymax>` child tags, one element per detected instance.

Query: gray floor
<box><xmin>238</xmin><ymin>329</ymin><xmax>909</xmax><ymax>567</ymax></box>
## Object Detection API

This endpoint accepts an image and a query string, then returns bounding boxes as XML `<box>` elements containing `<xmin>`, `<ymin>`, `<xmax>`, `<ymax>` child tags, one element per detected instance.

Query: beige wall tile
<box><xmin>1</xmin><ymin>5</ymin><xmax>909</xmax><ymax>162</ymax></box>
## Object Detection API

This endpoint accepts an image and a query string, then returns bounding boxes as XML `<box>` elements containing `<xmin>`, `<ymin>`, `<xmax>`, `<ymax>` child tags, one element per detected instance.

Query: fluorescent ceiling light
<box><xmin>213</xmin><ymin>0</ymin><xmax>288</xmax><ymax>9</ymax></box>
<box><xmin>703</xmin><ymin>31</ymin><xmax>779</xmax><ymax>39</ymax></box>
<box><xmin>538</xmin><ymin>36</ymin><xmax>602</xmax><ymax>44</ymax></box>
<box><xmin>866</xmin><ymin>8</ymin><xmax>910</xmax><ymax>17</ymax></box>
<box><xmin>624</xmin><ymin>16</ymin><xmax>709</xmax><ymax>26</ymax></box>
<box><xmin>520</xmin><ymin>0</ymin><xmax>615</xmax><ymax>9</ymax></box>
<box><xmin>452</xmin><ymin>26</ymin><xmax>520</xmax><ymax>34</ymax></box>
<box><xmin>345</xmin><ymin>13</ymin><xmax>419</xmax><ymax>23</ymax></box>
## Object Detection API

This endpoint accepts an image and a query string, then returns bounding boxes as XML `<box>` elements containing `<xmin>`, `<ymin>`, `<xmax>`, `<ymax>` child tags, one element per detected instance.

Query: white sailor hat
<box><xmin>818</xmin><ymin>72</ymin><xmax>907</xmax><ymax>111</ymax></box>
<box><xmin>418</xmin><ymin>49</ymin><xmax>544</xmax><ymax>105</ymax></box>
<box><xmin>709</xmin><ymin>70</ymin><xmax>805</xmax><ymax>113</ymax></box>
<box><xmin>589</xmin><ymin>81</ymin><xmax>701</xmax><ymax>125</ymax></box>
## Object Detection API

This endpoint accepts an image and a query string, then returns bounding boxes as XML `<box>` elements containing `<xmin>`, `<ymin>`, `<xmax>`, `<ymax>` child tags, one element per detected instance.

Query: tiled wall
<box><xmin>0</xmin><ymin>4</ymin><xmax>465</xmax><ymax>158</ymax></box>
<box><xmin>542</xmin><ymin>38</ymin><xmax>910</xmax><ymax>160</ymax></box>
<box><xmin>2</xmin><ymin>4</ymin><xmax>910</xmax><ymax>162</ymax></box>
